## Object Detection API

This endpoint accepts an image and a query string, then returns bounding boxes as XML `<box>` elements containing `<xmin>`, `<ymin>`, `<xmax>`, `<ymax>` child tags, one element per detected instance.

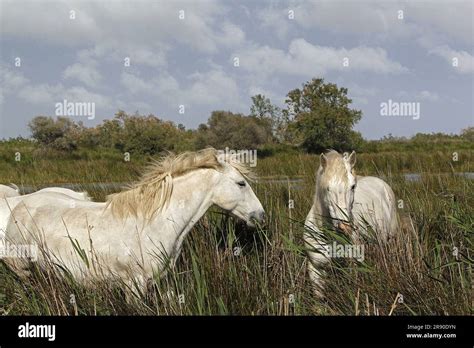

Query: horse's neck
<box><xmin>311</xmin><ymin>172</ymin><xmax>329</xmax><ymax>225</ymax></box>
<box><xmin>167</xmin><ymin>170</ymin><xmax>215</xmax><ymax>232</ymax></box>
<box><xmin>144</xmin><ymin>169</ymin><xmax>216</xmax><ymax>255</ymax></box>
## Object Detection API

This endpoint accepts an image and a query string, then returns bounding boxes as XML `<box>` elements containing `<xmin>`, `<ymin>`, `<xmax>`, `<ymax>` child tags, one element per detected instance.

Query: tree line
<box><xmin>25</xmin><ymin>78</ymin><xmax>473</xmax><ymax>155</ymax></box>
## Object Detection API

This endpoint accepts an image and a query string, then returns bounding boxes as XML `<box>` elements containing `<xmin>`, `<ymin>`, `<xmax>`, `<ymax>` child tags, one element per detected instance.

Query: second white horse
<box><xmin>304</xmin><ymin>150</ymin><xmax>398</xmax><ymax>296</ymax></box>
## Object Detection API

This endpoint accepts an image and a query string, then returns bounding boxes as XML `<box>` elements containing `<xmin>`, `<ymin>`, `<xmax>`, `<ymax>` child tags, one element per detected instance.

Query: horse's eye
<box><xmin>237</xmin><ymin>181</ymin><xmax>246</xmax><ymax>187</ymax></box>
<box><xmin>351</xmin><ymin>184</ymin><xmax>356</xmax><ymax>190</ymax></box>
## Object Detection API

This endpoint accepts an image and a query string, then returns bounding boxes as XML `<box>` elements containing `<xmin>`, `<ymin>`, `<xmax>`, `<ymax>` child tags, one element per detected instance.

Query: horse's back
<box><xmin>0</xmin><ymin>194</ymin><xmax>28</xmax><ymax>235</ymax></box>
<box><xmin>37</xmin><ymin>187</ymin><xmax>91</xmax><ymax>201</ymax></box>
<box><xmin>353</xmin><ymin>176</ymin><xmax>398</xmax><ymax>236</ymax></box>
<box><xmin>5</xmin><ymin>192</ymin><xmax>103</xmax><ymax>241</ymax></box>
<box><xmin>0</xmin><ymin>184</ymin><xmax>19</xmax><ymax>198</ymax></box>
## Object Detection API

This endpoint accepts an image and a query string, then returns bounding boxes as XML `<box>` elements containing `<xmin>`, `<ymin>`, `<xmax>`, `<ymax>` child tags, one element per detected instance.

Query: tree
<box><xmin>97</xmin><ymin>111</ymin><xmax>186</xmax><ymax>155</ymax></box>
<box><xmin>461</xmin><ymin>127</ymin><xmax>474</xmax><ymax>142</ymax></box>
<box><xmin>250</xmin><ymin>94</ymin><xmax>278</xmax><ymax>119</ymax></box>
<box><xmin>28</xmin><ymin>116</ymin><xmax>77</xmax><ymax>151</ymax></box>
<box><xmin>284</xmin><ymin>78</ymin><xmax>362</xmax><ymax>153</ymax></box>
<box><xmin>249</xmin><ymin>94</ymin><xmax>283</xmax><ymax>142</ymax></box>
<box><xmin>195</xmin><ymin>111</ymin><xmax>271</xmax><ymax>149</ymax></box>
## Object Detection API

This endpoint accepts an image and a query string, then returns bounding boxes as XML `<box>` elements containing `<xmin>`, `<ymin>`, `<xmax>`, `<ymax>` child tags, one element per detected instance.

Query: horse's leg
<box><xmin>305</xmin><ymin>237</ymin><xmax>329</xmax><ymax>298</ymax></box>
<box><xmin>304</xmin><ymin>207</ymin><xmax>329</xmax><ymax>299</ymax></box>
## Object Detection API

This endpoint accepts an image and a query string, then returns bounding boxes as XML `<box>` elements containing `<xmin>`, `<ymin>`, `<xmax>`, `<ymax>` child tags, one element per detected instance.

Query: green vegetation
<box><xmin>0</xmin><ymin>144</ymin><xmax>472</xmax><ymax>315</ymax></box>
<box><xmin>195</xmin><ymin>110</ymin><xmax>272</xmax><ymax>149</ymax></box>
<box><xmin>21</xmin><ymin>78</ymin><xmax>367</xmax><ymax>155</ymax></box>
<box><xmin>284</xmin><ymin>78</ymin><xmax>363</xmax><ymax>152</ymax></box>
<box><xmin>0</xmin><ymin>77</ymin><xmax>472</xmax><ymax>315</ymax></box>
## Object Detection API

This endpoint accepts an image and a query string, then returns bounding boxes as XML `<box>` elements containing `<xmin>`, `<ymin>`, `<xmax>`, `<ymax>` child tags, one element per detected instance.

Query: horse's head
<box><xmin>211</xmin><ymin>154</ymin><xmax>265</xmax><ymax>228</ymax></box>
<box><xmin>318</xmin><ymin>150</ymin><xmax>357</xmax><ymax>232</ymax></box>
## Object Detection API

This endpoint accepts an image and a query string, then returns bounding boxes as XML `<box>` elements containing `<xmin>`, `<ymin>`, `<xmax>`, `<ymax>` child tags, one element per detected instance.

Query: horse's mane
<box><xmin>106</xmin><ymin>148</ymin><xmax>253</xmax><ymax>220</ymax></box>
<box><xmin>317</xmin><ymin>150</ymin><xmax>352</xmax><ymax>189</ymax></box>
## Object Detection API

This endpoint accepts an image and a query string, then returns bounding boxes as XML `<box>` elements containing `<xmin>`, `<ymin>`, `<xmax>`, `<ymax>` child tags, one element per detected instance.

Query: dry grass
<box><xmin>0</xmin><ymin>149</ymin><xmax>472</xmax><ymax>315</ymax></box>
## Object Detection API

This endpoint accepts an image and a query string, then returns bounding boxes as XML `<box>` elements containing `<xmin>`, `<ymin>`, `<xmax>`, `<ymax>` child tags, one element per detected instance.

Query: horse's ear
<box><xmin>348</xmin><ymin>151</ymin><xmax>356</xmax><ymax>168</ymax></box>
<box><xmin>320</xmin><ymin>153</ymin><xmax>328</xmax><ymax>169</ymax></box>
<box><xmin>215</xmin><ymin>151</ymin><xmax>226</xmax><ymax>165</ymax></box>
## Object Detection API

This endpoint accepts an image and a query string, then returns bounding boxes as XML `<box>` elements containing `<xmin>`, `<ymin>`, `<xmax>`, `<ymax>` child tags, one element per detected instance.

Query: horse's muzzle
<box><xmin>337</xmin><ymin>221</ymin><xmax>352</xmax><ymax>235</ymax></box>
<box><xmin>250</xmin><ymin>210</ymin><xmax>266</xmax><ymax>225</ymax></box>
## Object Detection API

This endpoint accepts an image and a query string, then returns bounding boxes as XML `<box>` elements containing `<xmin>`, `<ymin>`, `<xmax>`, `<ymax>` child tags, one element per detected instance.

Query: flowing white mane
<box><xmin>107</xmin><ymin>148</ymin><xmax>254</xmax><ymax>219</ymax></box>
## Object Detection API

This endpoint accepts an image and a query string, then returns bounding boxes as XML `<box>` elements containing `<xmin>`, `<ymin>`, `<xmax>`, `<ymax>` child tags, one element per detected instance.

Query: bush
<box><xmin>195</xmin><ymin>111</ymin><xmax>272</xmax><ymax>150</ymax></box>
<box><xmin>461</xmin><ymin>127</ymin><xmax>474</xmax><ymax>142</ymax></box>
<box><xmin>28</xmin><ymin>112</ymin><xmax>191</xmax><ymax>155</ymax></box>
<box><xmin>97</xmin><ymin>111</ymin><xmax>189</xmax><ymax>155</ymax></box>
<box><xmin>28</xmin><ymin>116</ymin><xmax>77</xmax><ymax>151</ymax></box>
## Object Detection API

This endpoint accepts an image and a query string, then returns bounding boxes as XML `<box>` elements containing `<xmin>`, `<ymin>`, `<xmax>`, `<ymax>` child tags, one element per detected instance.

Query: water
<box><xmin>13</xmin><ymin>173</ymin><xmax>474</xmax><ymax>194</ymax></box>
<box><xmin>404</xmin><ymin>173</ymin><xmax>422</xmax><ymax>182</ymax></box>
<box><xmin>403</xmin><ymin>172</ymin><xmax>474</xmax><ymax>182</ymax></box>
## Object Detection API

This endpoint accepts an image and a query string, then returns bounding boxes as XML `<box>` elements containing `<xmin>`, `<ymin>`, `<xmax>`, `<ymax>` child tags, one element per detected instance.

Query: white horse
<box><xmin>0</xmin><ymin>186</ymin><xmax>91</xmax><ymax>235</ymax></box>
<box><xmin>304</xmin><ymin>150</ymin><xmax>398</xmax><ymax>296</ymax></box>
<box><xmin>35</xmin><ymin>187</ymin><xmax>90</xmax><ymax>201</ymax></box>
<box><xmin>0</xmin><ymin>183</ymin><xmax>90</xmax><ymax>200</ymax></box>
<box><xmin>0</xmin><ymin>184</ymin><xmax>20</xmax><ymax>198</ymax></box>
<box><xmin>3</xmin><ymin>148</ymin><xmax>265</xmax><ymax>291</ymax></box>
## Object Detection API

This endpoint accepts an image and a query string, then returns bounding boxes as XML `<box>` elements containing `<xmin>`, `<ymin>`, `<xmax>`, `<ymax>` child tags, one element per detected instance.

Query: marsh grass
<box><xmin>0</xmin><ymin>147</ymin><xmax>472</xmax><ymax>315</ymax></box>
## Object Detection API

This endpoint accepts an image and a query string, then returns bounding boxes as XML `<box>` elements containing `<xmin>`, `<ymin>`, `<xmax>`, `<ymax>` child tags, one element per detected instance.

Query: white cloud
<box><xmin>62</xmin><ymin>86</ymin><xmax>112</xmax><ymax>108</ymax></box>
<box><xmin>1</xmin><ymin>0</ymin><xmax>248</xmax><ymax>99</ymax></box>
<box><xmin>234</xmin><ymin>39</ymin><xmax>407</xmax><ymax>78</ymax></box>
<box><xmin>18</xmin><ymin>83</ymin><xmax>111</xmax><ymax>111</ymax></box>
<box><xmin>408</xmin><ymin>1</ymin><xmax>473</xmax><ymax>46</ymax></box>
<box><xmin>63</xmin><ymin>62</ymin><xmax>102</xmax><ymax>88</ymax></box>
<box><xmin>340</xmin><ymin>82</ymin><xmax>378</xmax><ymax>105</ymax></box>
<box><xmin>215</xmin><ymin>22</ymin><xmax>246</xmax><ymax>48</ymax></box>
<box><xmin>72</xmin><ymin>42</ymin><xmax>170</xmax><ymax>74</ymax></box>
<box><xmin>0</xmin><ymin>64</ymin><xmax>29</xmax><ymax>105</ymax></box>
<box><xmin>18</xmin><ymin>84</ymin><xmax>62</xmax><ymax>105</ymax></box>
<box><xmin>256</xmin><ymin>1</ymin><xmax>472</xmax><ymax>53</ymax></box>
<box><xmin>129</xmin><ymin>47</ymin><xmax>168</xmax><ymax>68</ymax></box>
<box><xmin>398</xmin><ymin>90</ymin><xmax>441</xmax><ymax>102</ymax></box>
<box><xmin>120</xmin><ymin>72</ymin><xmax>154</xmax><ymax>95</ymax></box>
<box><xmin>0</xmin><ymin>66</ymin><xmax>28</xmax><ymax>89</ymax></box>
<box><xmin>416</xmin><ymin>90</ymin><xmax>440</xmax><ymax>102</ymax></box>
<box><xmin>272</xmin><ymin>0</ymin><xmax>472</xmax><ymax>45</ymax></box>
<box><xmin>186</xmin><ymin>69</ymin><xmax>241</xmax><ymax>106</ymax></box>
<box><xmin>270</xmin><ymin>1</ymin><xmax>413</xmax><ymax>40</ymax></box>
<box><xmin>429</xmin><ymin>46</ymin><xmax>474</xmax><ymax>74</ymax></box>
<box><xmin>120</xmin><ymin>71</ymin><xmax>181</xmax><ymax>98</ymax></box>
<box><xmin>256</xmin><ymin>6</ymin><xmax>293</xmax><ymax>40</ymax></box>
<box><xmin>120</xmin><ymin>68</ymin><xmax>244</xmax><ymax>111</ymax></box>
<box><xmin>0</xmin><ymin>0</ymin><xmax>239</xmax><ymax>54</ymax></box>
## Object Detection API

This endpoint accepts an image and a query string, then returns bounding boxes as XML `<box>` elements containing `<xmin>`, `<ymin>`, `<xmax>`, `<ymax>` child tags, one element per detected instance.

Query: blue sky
<box><xmin>0</xmin><ymin>0</ymin><xmax>473</xmax><ymax>139</ymax></box>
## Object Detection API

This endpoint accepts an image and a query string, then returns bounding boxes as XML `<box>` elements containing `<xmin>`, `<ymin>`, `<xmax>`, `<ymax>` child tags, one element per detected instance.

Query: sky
<box><xmin>0</xmin><ymin>0</ymin><xmax>473</xmax><ymax>140</ymax></box>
